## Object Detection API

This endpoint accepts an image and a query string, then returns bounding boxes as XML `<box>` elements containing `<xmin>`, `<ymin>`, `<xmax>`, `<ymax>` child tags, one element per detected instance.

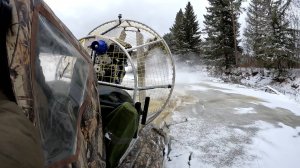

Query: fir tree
<box><xmin>244</xmin><ymin>0</ymin><xmax>271</xmax><ymax>59</ymax></box>
<box><xmin>267</xmin><ymin>0</ymin><xmax>294</xmax><ymax>72</ymax></box>
<box><xmin>163</xmin><ymin>33</ymin><xmax>173</xmax><ymax>48</ymax></box>
<box><xmin>182</xmin><ymin>2</ymin><xmax>201</xmax><ymax>53</ymax></box>
<box><xmin>168</xmin><ymin>2</ymin><xmax>201</xmax><ymax>55</ymax></box>
<box><xmin>203</xmin><ymin>0</ymin><xmax>242</xmax><ymax>69</ymax></box>
<box><xmin>244</xmin><ymin>0</ymin><xmax>295</xmax><ymax>72</ymax></box>
<box><xmin>170</xmin><ymin>9</ymin><xmax>185</xmax><ymax>54</ymax></box>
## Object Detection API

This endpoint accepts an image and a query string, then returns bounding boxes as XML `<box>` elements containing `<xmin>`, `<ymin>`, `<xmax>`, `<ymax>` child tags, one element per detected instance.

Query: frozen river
<box><xmin>165</xmin><ymin>71</ymin><xmax>300</xmax><ymax>168</ymax></box>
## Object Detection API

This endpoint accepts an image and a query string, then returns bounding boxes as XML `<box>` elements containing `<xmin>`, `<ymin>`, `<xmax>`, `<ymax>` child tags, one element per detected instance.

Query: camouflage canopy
<box><xmin>5</xmin><ymin>0</ymin><xmax>105</xmax><ymax>167</ymax></box>
<box><xmin>4</xmin><ymin>0</ymin><xmax>170</xmax><ymax>167</ymax></box>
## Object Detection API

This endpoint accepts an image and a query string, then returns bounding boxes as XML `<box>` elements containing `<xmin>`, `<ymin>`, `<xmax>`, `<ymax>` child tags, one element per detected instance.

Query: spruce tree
<box><xmin>163</xmin><ymin>33</ymin><xmax>174</xmax><ymax>50</ymax></box>
<box><xmin>170</xmin><ymin>9</ymin><xmax>185</xmax><ymax>54</ymax></box>
<box><xmin>268</xmin><ymin>0</ymin><xmax>294</xmax><ymax>72</ymax></box>
<box><xmin>244</xmin><ymin>0</ymin><xmax>294</xmax><ymax>72</ymax></box>
<box><xmin>169</xmin><ymin>2</ymin><xmax>201</xmax><ymax>55</ymax></box>
<box><xmin>203</xmin><ymin>0</ymin><xmax>241</xmax><ymax>69</ymax></box>
<box><xmin>244</xmin><ymin>0</ymin><xmax>271</xmax><ymax>60</ymax></box>
<box><xmin>182</xmin><ymin>2</ymin><xmax>201</xmax><ymax>53</ymax></box>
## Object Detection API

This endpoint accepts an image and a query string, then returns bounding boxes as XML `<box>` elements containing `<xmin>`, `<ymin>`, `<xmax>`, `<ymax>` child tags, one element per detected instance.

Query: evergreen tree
<box><xmin>168</xmin><ymin>2</ymin><xmax>201</xmax><ymax>55</ymax></box>
<box><xmin>203</xmin><ymin>0</ymin><xmax>242</xmax><ymax>69</ymax></box>
<box><xmin>244</xmin><ymin>0</ymin><xmax>271</xmax><ymax>60</ymax></box>
<box><xmin>267</xmin><ymin>0</ymin><xmax>294</xmax><ymax>72</ymax></box>
<box><xmin>163</xmin><ymin>33</ymin><xmax>173</xmax><ymax>48</ymax></box>
<box><xmin>182</xmin><ymin>2</ymin><xmax>201</xmax><ymax>53</ymax></box>
<box><xmin>244</xmin><ymin>0</ymin><xmax>295</xmax><ymax>72</ymax></box>
<box><xmin>170</xmin><ymin>9</ymin><xmax>185</xmax><ymax>54</ymax></box>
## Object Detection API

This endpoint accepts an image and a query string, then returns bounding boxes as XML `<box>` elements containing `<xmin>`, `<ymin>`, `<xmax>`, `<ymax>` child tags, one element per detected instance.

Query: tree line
<box><xmin>163</xmin><ymin>0</ymin><xmax>300</xmax><ymax>73</ymax></box>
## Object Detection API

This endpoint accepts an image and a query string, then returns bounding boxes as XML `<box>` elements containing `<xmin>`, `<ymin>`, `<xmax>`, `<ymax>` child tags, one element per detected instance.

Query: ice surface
<box><xmin>166</xmin><ymin>65</ymin><xmax>300</xmax><ymax>168</ymax></box>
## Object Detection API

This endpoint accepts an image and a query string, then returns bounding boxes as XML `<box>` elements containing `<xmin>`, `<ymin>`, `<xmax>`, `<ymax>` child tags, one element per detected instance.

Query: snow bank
<box><xmin>208</xmin><ymin>67</ymin><xmax>300</xmax><ymax>103</ymax></box>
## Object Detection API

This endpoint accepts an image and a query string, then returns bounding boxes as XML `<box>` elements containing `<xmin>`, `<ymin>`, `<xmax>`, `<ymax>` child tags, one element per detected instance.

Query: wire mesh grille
<box><xmin>82</xmin><ymin>19</ymin><xmax>175</xmax><ymax>123</ymax></box>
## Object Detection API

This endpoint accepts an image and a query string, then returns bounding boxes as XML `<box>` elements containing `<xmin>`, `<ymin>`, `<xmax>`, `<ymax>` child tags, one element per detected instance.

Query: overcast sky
<box><xmin>44</xmin><ymin>0</ymin><xmax>209</xmax><ymax>38</ymax></box>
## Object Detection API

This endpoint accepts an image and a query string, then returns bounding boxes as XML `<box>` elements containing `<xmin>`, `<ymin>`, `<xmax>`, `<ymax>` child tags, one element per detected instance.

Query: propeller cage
<box><xmin>80</xmin><ymin>19</ymin><xmax>175</xmax><ymax>124</ymax></box>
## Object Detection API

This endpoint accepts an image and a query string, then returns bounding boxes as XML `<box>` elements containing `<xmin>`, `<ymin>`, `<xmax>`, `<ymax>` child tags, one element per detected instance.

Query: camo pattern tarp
<box><xmin>5</xmin><ymin>0</ymin><xmax>105</xmax><ymax>167</ymax></box>
<box><xmin>6</xmin><ymin>0</ymin><xmax>35</xmax><ymax>122</ymax></box>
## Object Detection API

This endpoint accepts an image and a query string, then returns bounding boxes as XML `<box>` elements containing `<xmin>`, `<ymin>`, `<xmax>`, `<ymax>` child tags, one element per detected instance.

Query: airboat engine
<box><xmin>79</xmin><ymin>17</ymin><xmax>175</xmax><ymax>124</ymax></box>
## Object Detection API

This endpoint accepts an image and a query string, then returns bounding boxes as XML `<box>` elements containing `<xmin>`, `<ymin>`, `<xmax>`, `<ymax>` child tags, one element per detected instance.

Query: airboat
<box><xmin>79</xmin><ymin>15</ymin><xmax>176</xmax><ymax>124</ymax></box>
<box><xmin>55</xmin><ymin>15</ymin><xmax>176</xmax><ymax>167</ymax></box>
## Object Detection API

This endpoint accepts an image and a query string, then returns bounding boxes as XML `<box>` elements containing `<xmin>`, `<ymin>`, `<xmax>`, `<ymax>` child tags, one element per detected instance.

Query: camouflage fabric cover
<box><xmin>5</xmin><ymin>0</ymin><xmax>105</xmax><ymax>167</ymax></box>
<box><xmin>119</xmin><ymin>124</ymin><xmax>167</xmax><ymax>168</ymax></box>
<box><xmin>6</xmin><ymin>0</ymin><xmax>35</xmax><ymax>122</ymax></box>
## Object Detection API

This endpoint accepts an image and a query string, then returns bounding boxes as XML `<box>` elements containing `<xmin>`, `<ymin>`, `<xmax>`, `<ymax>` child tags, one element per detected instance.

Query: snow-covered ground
<box><xmin>221</xmin><ymin>68</ymin><xmax>300</xmax><ymax>103</ymax></box>
<box><xmin>165</xmin><ymin>65</ymin><xmax>300</xmax><ymax>168</ymax></box>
